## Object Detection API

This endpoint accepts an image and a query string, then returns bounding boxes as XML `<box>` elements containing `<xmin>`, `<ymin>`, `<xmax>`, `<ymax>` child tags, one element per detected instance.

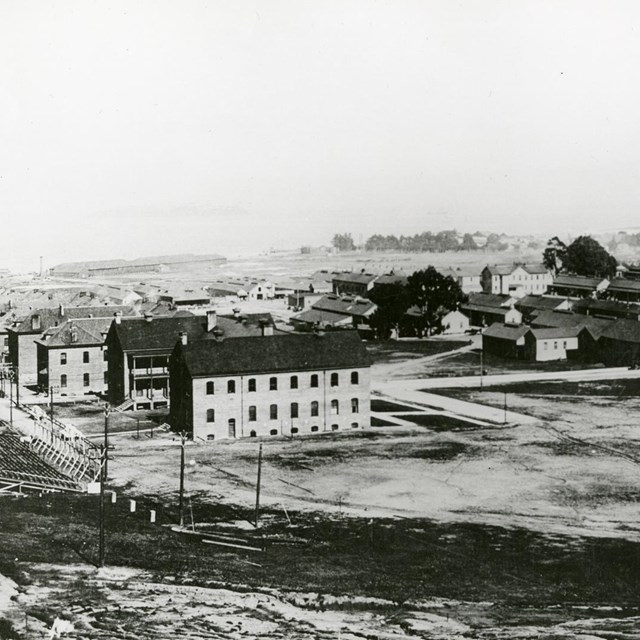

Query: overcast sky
<box><xmin>2</xmin><ymin>1</ymin><xmax>640</xmax><ymax>270</ymax></box>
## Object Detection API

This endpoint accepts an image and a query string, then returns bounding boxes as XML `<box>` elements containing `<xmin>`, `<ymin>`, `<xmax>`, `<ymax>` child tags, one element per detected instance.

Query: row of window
<box><xmin>207</xmin><ymin>423</ymin><xmax>360</xmax><ymax>440</ymax></box>
<box><xmin>206</xmin><ymin>371</ymin><xmax>360</xmax><ymax>395</ymax></box>
<box><xmin>58</xmin><ymin>350</ymin><xmax>108</xmax><ymax>365</ymax></box>
<box><xmin>206</xmin><ymin>398</ymin><xmax>360</xmax><ymax>423</ymax></box>
<box><xmin>58</xmin><ymin>372</ymin><xmax>108</xmax><ymax>388</ymax></box>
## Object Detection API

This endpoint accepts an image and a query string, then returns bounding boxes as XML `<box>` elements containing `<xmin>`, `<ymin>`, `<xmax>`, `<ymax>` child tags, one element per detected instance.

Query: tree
<box><xmin>368</xmin><ymin>283</ymin><xmax>411</xmax><ymax>339</ymax></box>
<box><xmin>563</xmin><ymin>235</ymin><xmax>617</xmax><ymax>279</ymax></box>
<box><xmin>542</xmin><ymin>236</ymin><xmax>567</xmax><ymax>274</ymax></box>
<box><xmin>332</xmin><ymin>233</ymin><xmax>356</xmax><ymax>252</ymax></box>
<box><xmin>406</xmin><ymin>267</ymin><xmax>465</xmax><ymax>335</ymax></box>
<box><xmin>460</xmin><ymin>233</ymin><xmax>477</xmax><ymax>251</ymax></box>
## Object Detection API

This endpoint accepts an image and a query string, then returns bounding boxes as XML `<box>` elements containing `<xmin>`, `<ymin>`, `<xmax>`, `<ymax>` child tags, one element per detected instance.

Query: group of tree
<box><xmin>331</xmin><ymin>233</ymin><xmax>356</xmax><ymax>252</ymax></box>
<box><xmin>542</xmin><ymin>235</ymin><xmax>617</xmax><ymax>279</ymax></box>
<box><xmin>332</xmin><ymin>230</ymin><xmax>510</xmax><ymax>253</ymax></box>
<box><xmin>368</xmin><ymin>266</ymin><xmax>466</xmax><ymax>339</ymax></box>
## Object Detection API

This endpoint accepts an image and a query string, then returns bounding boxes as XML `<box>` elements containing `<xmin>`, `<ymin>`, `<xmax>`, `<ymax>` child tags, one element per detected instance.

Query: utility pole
<box><xmin>50</xmin><ymin>386</ymin><xmax>54</xmax><ymax>428</ymax></box>
<box><xmin>15</xmin><ymin>366</ymin><xmax>19</xmax><ymax>407</ymax></box>
<box><xmin>480</xmin><ymin>349</ymin><xmax>484</xmax><ymax>389</ymax></box>
<box><xmin>178</xmin><ymin>431</ymin><xmax>187</xmax><ymax>527</ymax></box>
<box><xmin>103</xmin><ymin>404</ymin><xmax>110</xmax><ymax>481</ymax></box>
<box><xmin>255</xmin><ymin>444</ymin><xmax>263</xmax><ymax>529</ymax></box>
<box><xmin>503</xmin><ymin>391</ymin><xmax>507</xmax><ymax>425</ymax></box>
<box><xmin>98</xmin><ymin>444</ymin><xmax>106</xmax><ymax>567</ymax></box>
<box><xmin>9</xmin><ymin>372</ymin><xmax>13</xmax><ymax>427</ymax></box>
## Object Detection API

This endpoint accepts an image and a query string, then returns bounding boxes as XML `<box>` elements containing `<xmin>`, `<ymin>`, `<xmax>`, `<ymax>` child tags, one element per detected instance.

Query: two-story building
<box><xmin>169</xmin><ymin>330</ymin><xmax>371</xmax><ymax>440</ymax></box>
<box><xmin>332</xmin><ymin>272</ymin><xmax>378</xmax><ymax>297</ymax></box>
<box><xmin>7</xmin><ymin>305</ymin><xmax>133</xmax><ymax>386</ymax></box>
<box><xmin>35</xmin><ymin>317</ymin><xmax>113</xmax><ymax>396</ymax></box>
<box><xmin>481</xmin><ymin>264</ymin><xmax>552</xmax><ymax>297</ymax></box>
<box><xmin>105</xmin><ymin>310</ymin><xmax>277</xmax><ymax>410</ymax></box>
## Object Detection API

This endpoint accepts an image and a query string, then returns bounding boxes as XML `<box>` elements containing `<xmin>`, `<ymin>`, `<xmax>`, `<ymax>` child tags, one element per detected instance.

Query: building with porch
<box><xmin>105</xmin><ymin>310</ymin><xmax>276</xmax><ymax>410</ymax></box>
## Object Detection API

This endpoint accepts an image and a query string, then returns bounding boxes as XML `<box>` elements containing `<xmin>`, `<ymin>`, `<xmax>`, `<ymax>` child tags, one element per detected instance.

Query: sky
<box><xmin>2</xmin><ymin>0</ymin><xmax>640</xmax><ymax>271</ymax></box>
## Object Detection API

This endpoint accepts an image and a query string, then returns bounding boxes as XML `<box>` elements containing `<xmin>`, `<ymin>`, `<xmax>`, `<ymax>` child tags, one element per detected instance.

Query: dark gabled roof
<box><xmin>515</xmin><ymin>295</ymin><xmax>568</xmax><ymax>312</ymax></box>
<box><xmin>483</xmin><ymin>263</ymin><xmax>549</xmax><ymax>276</ymax></box>
<box><xmin>572</xmin><ymin>298</ymin><xmax>640</xmax><ymax>315</ymax></box>
<box><xmin>528</xmin><ymin>326</ymin><xmax>581</xmax><ymax>340</ymax></box>
<box><xmin>600</xmin><ymin>319</ymin><xmax>640</xmax><ymax>344</ymax></box>
<box><xmin>531</xmin><ymin>310</ymin><xmax>613</xmax><ymax>337</ymax></box>
<box><xmin>552</xmin><ymin>274</ymin><xmax>606</xmax><ymax>289</ymax></box>
<box><xmin>291</xmin><ymin>309</ymin><xmax>352</xmax><ymax>326</ymax></box>
<box><xmin>312</xmin><ymin>295</ymin><xmax>377</xmax><ymax>317</ymax></box>
<box><xmin>373</xmin><ymin>274</ymin><xmax>408</xmax><ymax>287</ymax></box>
<box><xmin>467</xmin><ymin>293</ymin><xmax>514</xmax><ymax>308</ymax></box>
<box><xmin>607</xmin><ymin>278</ymin><xmax>640</xmax><ymax>293</ymax></box>
<box><xmin>111</xmin><ymin>313</ymin><xmax>276</xmax><ymax>352</ymax></box>
<box><xmin>11</xmin><ymin>305</ymin><xmax>134</xmax><ymax>334</ymax></box>
<box><xmin>36</xmin><ymin>317</ymin><xmax>113</xmax><ymax>348</ymax></box>
<box><xmin>331</xmin><ymin>272</ymin><xmax>378</xmax><ymax>285</ymax></box>
<box><xmin>177</xmin><ymin>331</ymin><xmax>370</xmax><ymax>377</ymax></box>
<box><xmin>482</xmin><ymin>323</ymin><xmax>529</xmax><ymax>340</ymax></box>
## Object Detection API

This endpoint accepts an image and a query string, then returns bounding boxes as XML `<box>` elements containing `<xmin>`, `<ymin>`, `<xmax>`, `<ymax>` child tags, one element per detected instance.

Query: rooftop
<box><xmin>176</xmin><ymin>330</ymin><xmax>370</xmax><ymax>377</ymax></box>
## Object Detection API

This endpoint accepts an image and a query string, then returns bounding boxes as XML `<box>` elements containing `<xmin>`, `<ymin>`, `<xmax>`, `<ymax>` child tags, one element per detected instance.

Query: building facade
<box><xmin>169</xmin><ymin>331</ymin><xmax>371</xmax><ymax>440</ymax></box>
<box><xmin>481</xmin><ymin>264</ymin><xmax>552</xmax><ymax>297</ymax></box>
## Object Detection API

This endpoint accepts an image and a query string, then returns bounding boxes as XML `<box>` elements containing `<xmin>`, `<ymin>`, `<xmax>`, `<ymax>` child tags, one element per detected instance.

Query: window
<box><xmin>83</xmin><ymin>351</ymin><xmax>90</xmax><ymax>364</ymax></box>
<box><xmin>249</xmin><ymin>405</ymin><xmax>257</xmax><ymax>422</ymax></box>
<box><xmin>351</xmin><ymin>371</ymin><xmax>359</xmax><ymax>385</ymax></box>
<box><xmin>206</xmin><ymin>381</ymin><xmax>214</xmax><ymax>395</ymax></box>
<box><xmin>543</xmin><ymin>342</ymin><xmax>548</xmax><ymax>350</ymax></box>
<box><xmin>60</xmin><ymin>352</ymin><xmax>67</xmax><ymax>365</ymax></box>
<box><xmin>103</xmin><ymin>349</ymin><xmax>108</xmax><ymax>362</ymax></box>
<box><xmin>351</xmin><ymin>422</ymin><xmax>359</xmax><ymax>429</ymax></box>
<box><xmin>310</xmin><ymin>374</ymin><xmax>319</xmax><ymax>388</ymax></box>
<box><xmin>553</xmin><ymin>341</ymin><xmax>558</xmax><ymax>350</ymax></box>
<box><xmin>331</xmin><ymin>424</ymin><xmax>339</xmax><ymax>431</ymax></box>
<box><xmin>249</xmin><ymin>430</ymin><xmax>257</xmax><ymax>437</ymax></box>
<box><xmin>227</xmin><ymin>380</ymin><xmax>236</xmax><ymax>394</ymax></box>
<box><xmin>330</xmin><ymin>373</ymin><xmax>339</xmax><ymax>387</ymax></box>
<box><xmin>248</xmin><ymin>378</ymin><xmax>256</xmax><ymax>392</ymax></box>
<box><xmin>83</xmin><ymin>373</ymin><xmax>90</xmax><ymax>387</ymax></box>
<box><xmin>228</xmin><ymin>419</ymin><xmax>236</xmax><ymax>438</ymax></box>
<box><xmin>207</xmin><ymin>434</ymin><xmax>215</xmax><ymax>441</ymax></box>
<box><xmin>3</xmin><ymin>338</ymin><xmax>7</xmax><ymax>347</ymax></box>
<box><xmin>103</xmin><ymin>372</ymin><xmax>108</xmax><ymax>384</ymax></box>
<box><xmin>331</xmin><ymin>399</ymin><xmax>339</xmax><ymax>415</ymax></box>
<box><xmin>310</xmin><ymin>401</ymin><xmax>319</xmax><ymax>417</ymax></box>
<box><xmin>270</xmin><ymin>404</ymin><xmax>278</xmax><ymax>420</ymax></box>
<box><xmin>290</xmin><ymin>402</ymin><xmax>298</xmax><ymax>418</ymax></box>
<box><xmin>60</xmin><ymin>374</ymin><xmax>67</xmax><ymax>388</ymax></box>
<box><xmin>291</xmin><ymin>427</ymin><xmax>299</xmax><ymax>435</ymax></box>
<box><xmin>351</xmin><ymin>398</ymin><xmax>359</xmax><ymax>413</ymax></box>
<box><xmin>206</xmin><ymin>409</ymin><xmax>215</xmax><ymax>423</ymax></box>
<box><xmin>563</xmin><ymin>341</ymin><xmax>567</xmax><ymax>349</ymax></box>
<box><xmin>269</xmin><ymin>377</ymin><xmax>278</xmax><ymax>391</ymax></box>
<box><xmin>311</xmin><ymin>425</ymin><xmax>319</xmax><ymax>433</ymax></box>
<box><xmin>290</xmin><ymin>375</ymin><xmax>298</xmax><ymax>389</ymax></box>
<box><xmin>270</xmin><ymin>429</ymin><xmax>278</xmax><ymax>436</ymax></box>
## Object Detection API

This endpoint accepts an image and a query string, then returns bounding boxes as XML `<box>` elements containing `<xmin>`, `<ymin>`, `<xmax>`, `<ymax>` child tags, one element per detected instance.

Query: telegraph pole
<box><xmin>9</xmin><ymin>372</ymin><xmax>13</xmax><ymax>427</ymax></box>
<box><xmin>15</xmin><ymin>366</ymin><xmax>19</xmax><ymax>407</ymax></box>
<box><xmin>255</xmin><ymin>444</ymin><xmax>263</xmax><ymax>529</ymax></box>
<box><xmin>178</xmin><ymin>431</ymin><xmax>186</xmax><ymax>527</ymax></box>
<box><xmin>480</xmin><ymin>348</ymin><xmax>484</xmax><ymax>389</ymax></box>
<box><xmin>103</xmin><ymin>404</ymin><xmax>110</xmax><ymax>481</ymax></box>
<box><xmin>50</xmin><ymin>386</ymin><xmax>54</xmax><ymax>428</ymax></box>
<box><xmin>98</xmin><ymin>444</ymin><xmax>106</xmax><ymax>567</ymax></box>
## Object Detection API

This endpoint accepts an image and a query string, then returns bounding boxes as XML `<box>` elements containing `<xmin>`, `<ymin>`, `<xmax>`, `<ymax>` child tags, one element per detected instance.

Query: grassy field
<box><xmin>365</xmin><ymin>338</ymin><xmax>470</xmax><ymax>364</ymax></box>
<box><xmin>3</xmin><ymin>492</ymin><xmax>640</xmax><ymax>609</ymax></box>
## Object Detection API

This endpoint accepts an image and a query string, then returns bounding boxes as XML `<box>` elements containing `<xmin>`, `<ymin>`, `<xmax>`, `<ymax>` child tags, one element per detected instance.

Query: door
<box><xmin>228</xmin><ymin>418</ymin><xmax>236</xmax><ymax>438</ymax></box>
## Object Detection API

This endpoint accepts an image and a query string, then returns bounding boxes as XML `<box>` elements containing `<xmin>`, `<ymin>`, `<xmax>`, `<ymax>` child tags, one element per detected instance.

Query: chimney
<box><xmin>232</xmin><ymin>307</ymin><xmax>241</xmax><ymax>319</ymax></box>
<box><xmin>144</xmin><ymin>312</ymin><xmax>153</xmax><ymax>322</ymax></box>
<box><xmin>114</xmin><ymin>311</ymin><xmax>122</xmax><ymax>325</ymax></box>
<box><xmin>31</xmin><ymin>314</ymin><xmax>41</xmax><ymax>331</ymax></box>
<box><xmin>59</xmin><ymin>303</ymin><xmax>65</xmax><ymax>317</ymax></box>
<box><xmin>206</xmin><ymin>309</ymin><xmax>217</xmax><ymax>332</ymax></box>
<box><xmin>180</xmin><ymin>332</ymin><xmax>188</xmax><ymax>346</ymax></box>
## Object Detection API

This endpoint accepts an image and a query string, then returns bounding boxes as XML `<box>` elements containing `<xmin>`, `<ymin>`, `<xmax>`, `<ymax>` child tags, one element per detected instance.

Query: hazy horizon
<box><xmin>3</xmin><ymin>1</ymin><xmax>640</xmax><ymax>272</ymax></box>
